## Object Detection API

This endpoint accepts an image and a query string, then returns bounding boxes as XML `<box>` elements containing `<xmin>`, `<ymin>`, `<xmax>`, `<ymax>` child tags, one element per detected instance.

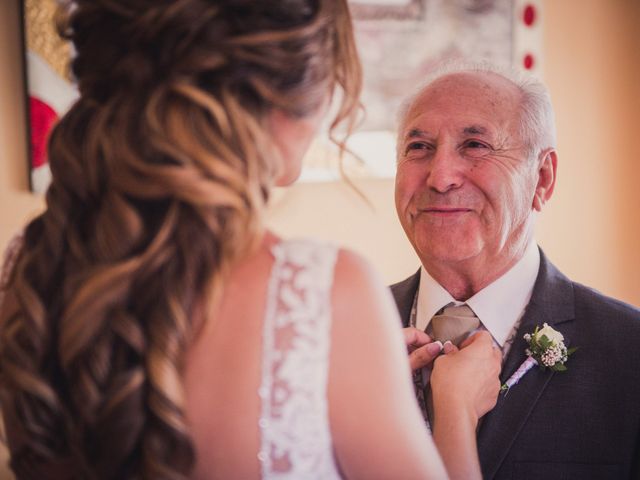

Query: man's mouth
<box><xmin>421</xmin><ymin>207</ymin><xmax>472</xmax><ymax>214</ymax></box>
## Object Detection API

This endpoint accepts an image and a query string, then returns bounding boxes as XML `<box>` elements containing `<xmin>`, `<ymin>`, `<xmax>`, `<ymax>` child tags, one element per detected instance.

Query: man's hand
<box><xmin>403</xmin><ymin>327</ymin><xmax>444</xmax><ymax>371</ymax></box>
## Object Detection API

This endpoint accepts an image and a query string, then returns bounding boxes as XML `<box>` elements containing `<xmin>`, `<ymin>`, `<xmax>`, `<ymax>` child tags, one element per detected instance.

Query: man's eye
<box><xmin>405</xmin><ymin>142</ymin><xmax>430</xmax><ymax>153</ymax></box>
<box><xmin>462</xmin><ymin>140</ymin><xmax>492</xmax><ymax>158</ymax></box>
<box><xmin>465</xmin><ymin>140</ymin><xmax>489</xmax><ymax>149</ymax></box>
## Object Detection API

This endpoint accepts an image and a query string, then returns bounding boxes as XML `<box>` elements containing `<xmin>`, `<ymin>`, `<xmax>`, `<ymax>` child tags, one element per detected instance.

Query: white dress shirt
<box><xmin>416</xmin><ymin>241</ymin><xmax>540</xmax><ymax>355</ymax></box>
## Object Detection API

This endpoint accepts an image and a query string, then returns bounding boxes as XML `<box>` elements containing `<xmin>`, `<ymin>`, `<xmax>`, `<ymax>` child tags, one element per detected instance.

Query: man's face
<box><xmin>395</xmin><ymin>72</ymin><xmax>540</xmax><ymax>274</ymax></box>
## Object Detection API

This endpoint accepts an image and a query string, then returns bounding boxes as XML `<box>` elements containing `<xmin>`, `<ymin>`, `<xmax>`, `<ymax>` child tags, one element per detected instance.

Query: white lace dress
<box><xmin>258</xmin><ymin>239</ymin><xmax>342</xmax><ymax>480</ymax></box>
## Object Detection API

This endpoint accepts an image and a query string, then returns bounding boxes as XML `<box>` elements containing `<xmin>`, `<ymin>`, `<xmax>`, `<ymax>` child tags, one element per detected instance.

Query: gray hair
<box><xmin>396</xmin><ymin>61</ymin><xmax>557</xmax><ymax>160</ymax></box>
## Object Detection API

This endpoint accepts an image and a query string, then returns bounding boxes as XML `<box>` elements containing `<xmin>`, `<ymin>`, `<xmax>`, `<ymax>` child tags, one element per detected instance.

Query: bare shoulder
<box><xmin>333</xmin><ymin>248</ymin><xmax>375</xmax><ymax>279</ymax></box>
<box><xmin>331</xmin><ymin>248</ymin><xmax>400</xmax><ymax>329</ymax></box>
<box><xmin>326</xmin><ymin>249</ymin><xmax>445</xmax><ymax>479</ymax></box>
<box><xmin>328</xmin><ymin>247</ymin><xmax>406</xmax><ymax>385</ymax></box>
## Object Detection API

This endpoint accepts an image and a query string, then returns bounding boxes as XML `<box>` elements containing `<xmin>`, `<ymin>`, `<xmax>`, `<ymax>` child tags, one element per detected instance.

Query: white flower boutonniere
<box><xmin>501</xmin><ymin>323</ymin><xmax>577</xmax><ymax>393</ymax></box>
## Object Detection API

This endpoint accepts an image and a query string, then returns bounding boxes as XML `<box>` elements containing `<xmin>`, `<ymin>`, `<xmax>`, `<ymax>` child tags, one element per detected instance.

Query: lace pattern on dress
<box><xmin>258</xmin><ymin>239</ymin><xmax>341</xmax><ymax>480</ymax></box>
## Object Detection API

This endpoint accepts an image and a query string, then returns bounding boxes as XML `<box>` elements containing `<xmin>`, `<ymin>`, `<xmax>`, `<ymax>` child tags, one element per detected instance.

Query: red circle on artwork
<box><xmin>29</xmin><ymin>96</ymin><xmax>58</xmax><ymax>168</ymax></box>
<box><xmin>523</xmin><ymin>5</ymin><xmax>536</xmax><ymax>26</ymax></box>
<box><xmin>523</xmin><ymin>54</ymin><xmax>535</xmax><ymax>70</ymax></box>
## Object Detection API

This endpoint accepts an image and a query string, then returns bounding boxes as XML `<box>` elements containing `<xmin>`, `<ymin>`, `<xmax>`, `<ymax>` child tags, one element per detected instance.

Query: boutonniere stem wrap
<box><xmin>501</xmin><ymin>323</ymin><xmax>577</xmax><ymax>394</ymax></box>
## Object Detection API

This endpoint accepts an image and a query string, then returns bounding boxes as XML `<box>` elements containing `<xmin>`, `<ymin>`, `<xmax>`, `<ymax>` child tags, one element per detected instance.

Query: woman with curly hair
<box><xmin>0</xmin><ymin>1</ymin><xmax>500</xmax><ymax>478</ymax></box>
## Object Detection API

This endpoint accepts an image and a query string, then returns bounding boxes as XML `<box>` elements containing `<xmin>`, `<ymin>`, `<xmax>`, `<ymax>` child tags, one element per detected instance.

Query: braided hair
<box><xmin>0</xmin><ymin>1</ymin><xmax>361</xmax><ymax>478</ymax></box>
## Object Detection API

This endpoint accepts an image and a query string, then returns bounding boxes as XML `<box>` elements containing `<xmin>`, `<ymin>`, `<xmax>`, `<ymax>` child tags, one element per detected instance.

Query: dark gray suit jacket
<box><xmin>390</xmin><ymin>250</ymin><xmax>640</xmax><ymax>479</ymax></box>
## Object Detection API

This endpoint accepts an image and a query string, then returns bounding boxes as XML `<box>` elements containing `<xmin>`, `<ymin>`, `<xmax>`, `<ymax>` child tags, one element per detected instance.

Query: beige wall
<box><xmin>1</xmin><ymin>0</ymin><xmax>638</xmax><ymax>305</ymax></box>
<box><xmin>538</xmin><ymin>0</ymin><xmax>640</xmax><ymax>305</ymax></box>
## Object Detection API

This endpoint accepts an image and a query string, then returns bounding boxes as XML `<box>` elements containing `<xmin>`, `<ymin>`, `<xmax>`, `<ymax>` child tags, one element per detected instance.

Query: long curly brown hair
<box><xmin>0</xmin><ymin>1</ymin><xmax>361</xmax><ymax>478</ymax></box>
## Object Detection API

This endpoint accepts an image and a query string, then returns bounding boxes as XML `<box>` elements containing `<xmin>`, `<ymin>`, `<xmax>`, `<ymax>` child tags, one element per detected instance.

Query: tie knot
<box><xmin>441</xmin><ymin>304</ymin><xmax>476</xmax><ymax>318</ymax></box>
<box><xmin>431</xmin><ymin>304</ymin><xmax>479</xmax><ymax>346</ymax></box>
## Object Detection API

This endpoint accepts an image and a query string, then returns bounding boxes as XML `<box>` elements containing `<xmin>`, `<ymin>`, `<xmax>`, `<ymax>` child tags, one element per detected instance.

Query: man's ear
<box><xmin>532</xmin><ymin>148</ymin><xmax>557</xmax><ymax>212</ymax></box>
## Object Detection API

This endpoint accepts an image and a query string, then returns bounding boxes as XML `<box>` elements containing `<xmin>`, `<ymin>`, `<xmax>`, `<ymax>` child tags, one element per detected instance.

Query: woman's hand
<box><xmin>402</xmin><ymin>327</ymin><xmax>443</xmax><ymax>372</ymax></box>
<box><xmin>431</xmin><ymin>331</ymin><xmax>502</xmax><ymax>425</ymax></box>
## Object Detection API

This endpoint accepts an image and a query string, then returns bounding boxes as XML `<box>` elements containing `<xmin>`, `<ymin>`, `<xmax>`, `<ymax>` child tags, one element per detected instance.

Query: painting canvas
<box><xmin>20</xmin><ymin>0</ymin><xmax>541</xmax><ymax>189</ymax></box>
<box><xmin>351</xmin><ymin>0</ymin><xmax>517</xmax><ymax>131</ymax></box>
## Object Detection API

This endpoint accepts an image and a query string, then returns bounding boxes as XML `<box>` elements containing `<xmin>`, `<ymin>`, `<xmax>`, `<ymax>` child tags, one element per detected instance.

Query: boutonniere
<box><xmin>501</xmin><ymin>323</ymin><xmax>577</xmax><ymax>394</ymax></box>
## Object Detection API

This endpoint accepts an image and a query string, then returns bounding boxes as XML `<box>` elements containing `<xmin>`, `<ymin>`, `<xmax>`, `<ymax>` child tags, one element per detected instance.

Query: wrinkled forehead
<box><xmin>404</xmin><ymin>71</ymin><xmax>524</xmax><ymax>135</ymax></box>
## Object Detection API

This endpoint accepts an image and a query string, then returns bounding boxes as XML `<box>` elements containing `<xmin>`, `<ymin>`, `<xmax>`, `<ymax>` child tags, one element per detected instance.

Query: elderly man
<box><xmin>392</xmin><ymin>65</ymin><xmax>640</xmax><ymax>479</ymax></box>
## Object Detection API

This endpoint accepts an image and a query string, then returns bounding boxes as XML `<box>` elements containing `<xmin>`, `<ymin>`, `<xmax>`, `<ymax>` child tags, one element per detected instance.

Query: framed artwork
<box><xmin>19</xmin><ymin>0</ymin><xmax>542</xmax><ymax>189</ymax></box>
<box><xmin>21</xmin><ymin>0</ymin><xmax>77</xmax><ymax>194</ymax></box>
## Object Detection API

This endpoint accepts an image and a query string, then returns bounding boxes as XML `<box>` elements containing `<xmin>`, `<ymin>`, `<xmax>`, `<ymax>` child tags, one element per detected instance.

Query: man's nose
<box><xmin>425</xmin><ymin>146</ymin><xmax>463</xmax><ymax>193</ymax></box>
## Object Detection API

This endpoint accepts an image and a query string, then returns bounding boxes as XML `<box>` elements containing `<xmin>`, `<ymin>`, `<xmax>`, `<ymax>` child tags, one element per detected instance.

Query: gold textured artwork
<box><xmin>24</xmin><ymin>0</ymin><xmax>72</xmax><ymax>81</ymax></box>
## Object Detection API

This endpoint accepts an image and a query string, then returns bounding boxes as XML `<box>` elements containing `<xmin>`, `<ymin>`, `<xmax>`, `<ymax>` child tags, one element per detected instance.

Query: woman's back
<box><xmin>183</xmin><ymin>236</ymin><xmax>269</xmax><ymax>479</ymax></box>
<box><xmin>184</xmin><ymin>235</ymin><xmax>340</xmax><ymax>479</ymax></box>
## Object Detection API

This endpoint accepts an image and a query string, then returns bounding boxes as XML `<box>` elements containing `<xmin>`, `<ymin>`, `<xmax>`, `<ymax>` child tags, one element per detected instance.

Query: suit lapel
<box><xmin>390</xmin><ymin>269</ymin><xmax>420</xmax><ymax>328</ymax></box>
<box><xmin>478</xmin><ymin>250</ymin><xmax>576</xmax><ymax>479</ymax></box>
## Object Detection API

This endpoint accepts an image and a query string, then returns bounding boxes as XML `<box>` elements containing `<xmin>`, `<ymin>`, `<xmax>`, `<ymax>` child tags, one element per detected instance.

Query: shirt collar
<box><xmin>416</xmin><ymin>241</ymin><xmax>540</xmax><ymax>348</ymax></box>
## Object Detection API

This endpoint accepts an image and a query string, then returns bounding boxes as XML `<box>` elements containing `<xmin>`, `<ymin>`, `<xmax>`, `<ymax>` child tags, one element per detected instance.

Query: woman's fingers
<box><xmin>408</xmin><ymin>341</ymin><xmax>444</xmax><ymax>371</ymax></box>
<box><xmin>402</xmin><ymin>327</ymin><xmax>432</xmax><ymax>352</ymax></box>
<box><xmin>442</xmin><ymin>340</ymin><xmax>458</xmax><ymax>354</ymax></box>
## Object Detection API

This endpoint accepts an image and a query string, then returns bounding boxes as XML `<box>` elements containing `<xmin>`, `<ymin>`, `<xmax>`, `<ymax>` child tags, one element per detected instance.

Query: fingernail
<box><xmin>426</xmin><ymin>341</ymin><xmax>443</xmax><ymax>355</ymax></box>
<box><xmin>443</xmin><ymin>340</ymin><xmax>454</xmax><ymax>353</ymax></box>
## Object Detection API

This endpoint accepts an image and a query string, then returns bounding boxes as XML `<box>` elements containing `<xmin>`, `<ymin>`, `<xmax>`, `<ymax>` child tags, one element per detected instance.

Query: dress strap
<box><xmin>258</xmin><ymin>239</ymin><xmax>341</xmax><ymax>479</ymax></box>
